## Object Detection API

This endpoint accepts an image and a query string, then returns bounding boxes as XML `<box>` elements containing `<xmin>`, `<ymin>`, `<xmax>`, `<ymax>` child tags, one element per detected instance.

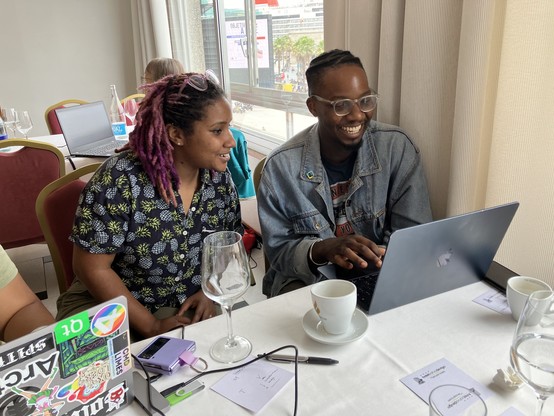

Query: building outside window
<box><xmin>167</xmin><ymin>0</ymin><xmax>324</xmax><ymax>153</ymax></box>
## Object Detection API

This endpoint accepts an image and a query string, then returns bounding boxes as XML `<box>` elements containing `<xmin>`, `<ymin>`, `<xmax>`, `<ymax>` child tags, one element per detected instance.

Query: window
<box><xmin>167</xmin><ymin>0</ymin><xmax>324</xmax><ymax>153</ymax></box>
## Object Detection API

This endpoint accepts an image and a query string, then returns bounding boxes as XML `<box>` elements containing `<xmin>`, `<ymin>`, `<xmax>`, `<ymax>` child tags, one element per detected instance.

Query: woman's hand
<box><xmin>178</xmin><ymin>291</ymin><xmax>216</xmax><ymax>324</ymax></box>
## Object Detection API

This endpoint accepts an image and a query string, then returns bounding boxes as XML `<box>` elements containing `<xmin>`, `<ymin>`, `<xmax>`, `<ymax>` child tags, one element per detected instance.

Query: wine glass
<box><xmin>15</xmin><ymin>110</ymin><xmax>33</xmax><ymax>139</ymax></box>
<box><xmin>201</xmin><ymin>231</ymin><xmax>252</xmax><ymax>363</ymax></box>
<box><xmin>510</xmin><ymin>289</ymin><xmax>554</xmax><ymax>415</ymax></box>
<box><xmin>123</xmin><ymin>98</ymin><xmax>139</xmax><ymax>126</ymax></box>
<box><xmin>428</xmin><ymin>384</ymin><xmax>487</xmax><ymax>415</ymax></box>
<box><xmin>1</xmin><ymin>108</ymin><xmax>18</xmax><ymax>138</ymax></box>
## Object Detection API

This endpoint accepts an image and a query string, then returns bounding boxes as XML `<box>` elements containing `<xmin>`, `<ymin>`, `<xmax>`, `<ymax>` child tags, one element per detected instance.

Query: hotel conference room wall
<box><xmin>0</xmin><ymin>0</ymin><xmax>136</xmax><ymax>137</ymax></box>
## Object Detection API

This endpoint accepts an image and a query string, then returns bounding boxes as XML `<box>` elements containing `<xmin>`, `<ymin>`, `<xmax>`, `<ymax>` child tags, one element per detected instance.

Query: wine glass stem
<box><xmin>222</xmin><ymin>304</ymin><xmax>236</xmax><ymax>348</ymax></box>
<box><xmin>535</xmin><ymin>395</ymin><xmax>548</xmax><ymax>416</ymax></box>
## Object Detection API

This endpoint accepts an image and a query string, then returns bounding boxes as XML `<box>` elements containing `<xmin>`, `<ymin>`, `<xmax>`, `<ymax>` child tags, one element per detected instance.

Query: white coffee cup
<box><xmin>506</xmin><ymin>276</ymin><xmax>552</xmax><ymax>321</ymax></box>
<box><xmin>311</xmin><ymin>280</ymin><xmax>357</xmax><ymax>334</ymax></box>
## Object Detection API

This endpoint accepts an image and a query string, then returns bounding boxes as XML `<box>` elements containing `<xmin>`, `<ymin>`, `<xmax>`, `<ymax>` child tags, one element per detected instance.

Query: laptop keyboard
<box><xmin>348</xmin><ymin>272</ymin><xmax>380</xmax><ymax>313</ymax></box>
<box><xmin>83</xmin><ymin>142</ymin><xmax>119</xmax><ymax>156</ymax></box>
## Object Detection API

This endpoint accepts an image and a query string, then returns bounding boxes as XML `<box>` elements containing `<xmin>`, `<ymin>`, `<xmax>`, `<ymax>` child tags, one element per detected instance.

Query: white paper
<box><xmin>499</xmin><ymin>407</ymin><xmax>525</xmax><ymax>416</ymax></box>
<box><xmin>473</xmin><ymin>289</ymin><xmax>511</xmax><ymax>315</ymax></box>
<box><xmin>400</xmin><ymin>357</ymin><xmax>493</xmax><ymax>405</ymax></box>
<box><xmin>211</xmin><ymin>357</ymin><xmax>294</xmax><ymax>413</ymax></box>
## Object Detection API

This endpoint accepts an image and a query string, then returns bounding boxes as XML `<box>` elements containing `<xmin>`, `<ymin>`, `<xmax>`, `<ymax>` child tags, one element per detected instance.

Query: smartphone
<box><xmin>135</xmin><ymin>336</ymin><xmax>196</xmax><ymax>375</ymax></box>
<box><xmin>133</xmin><ymin>372</ymin><xmax>171</xmax><ymax>415</ymax></box>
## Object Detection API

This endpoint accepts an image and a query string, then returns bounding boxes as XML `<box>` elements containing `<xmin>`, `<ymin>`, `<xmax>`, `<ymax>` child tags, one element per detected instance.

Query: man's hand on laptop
<box><xmin>310</xmin><ymin>235</ymin><xmax>385</xmax><ymax>270</ymax></box>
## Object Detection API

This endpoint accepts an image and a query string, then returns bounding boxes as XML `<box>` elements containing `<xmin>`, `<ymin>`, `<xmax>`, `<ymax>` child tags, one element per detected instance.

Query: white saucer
<box><xmin>302</xmin><ymin>308</ymin><xmax>369</xmax><ymax>345</ymax></box>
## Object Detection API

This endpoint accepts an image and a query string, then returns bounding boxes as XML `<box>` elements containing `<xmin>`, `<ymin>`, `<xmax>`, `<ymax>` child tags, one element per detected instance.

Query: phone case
<box><xmin>135</xmin><ymin>336</ymin><xmax>196</xmax><ymax>375</ymax></box>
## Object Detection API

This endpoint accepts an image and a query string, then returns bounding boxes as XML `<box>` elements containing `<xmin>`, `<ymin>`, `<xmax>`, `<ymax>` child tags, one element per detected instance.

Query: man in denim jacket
<box><xmin>258</xmin><ymin>49</ymin><xmax>432</xmax><ymax>297</ymax></box>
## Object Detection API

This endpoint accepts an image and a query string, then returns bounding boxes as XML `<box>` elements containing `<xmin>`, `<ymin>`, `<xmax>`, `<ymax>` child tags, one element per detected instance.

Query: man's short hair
<box><xmin>306</xmin><ymin>49</ymin><xmax>364</xmax><ymax>95</ymax></box>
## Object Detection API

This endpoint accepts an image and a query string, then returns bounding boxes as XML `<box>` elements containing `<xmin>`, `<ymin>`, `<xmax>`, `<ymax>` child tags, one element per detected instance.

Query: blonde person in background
<box><xmin>143</xmin><ymin>57</ymin><xmax>185</xmax><ymax>85</ymax></box>
<box><xmin>0</xmin><ymin>245</ymin><xmax>55</xmax><ymax>342</ymax></box>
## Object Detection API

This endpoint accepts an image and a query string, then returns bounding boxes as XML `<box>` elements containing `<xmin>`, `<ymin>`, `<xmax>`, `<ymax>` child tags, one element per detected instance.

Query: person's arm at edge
<box><xmin>0</xmin><ymin>274</ymin><xmax>55</xmax><ymax>342</ymax></box>
<box><xmin>73</xmin><ymin>246</ymin><xmax>190</xmax><ymax>339</ymax></box>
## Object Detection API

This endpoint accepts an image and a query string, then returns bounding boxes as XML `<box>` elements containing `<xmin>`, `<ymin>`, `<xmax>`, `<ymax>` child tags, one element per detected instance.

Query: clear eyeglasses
<box><xmin>311</xmin><ymin>93</ymin><xmax>379</xmax><ymax>117</ymax></box>
<box><xmin>178</xmin><ymin>69</ymin><xmax>220</xmax><ymax>93</ymax></box>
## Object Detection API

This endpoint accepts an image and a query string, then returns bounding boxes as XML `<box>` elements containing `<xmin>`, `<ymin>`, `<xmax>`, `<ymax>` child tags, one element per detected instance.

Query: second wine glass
<box><xmin>15</xmin><ymin>110</ymin><xmax>33</xmax><ymax>139</ymax></box>
<box><xmin>510</xmin><ymin>289</ymin><xmax>554</xmax><ymax>416</ymax></box>
<box><xmin>201</xmin><ymin>231</ymin><xmax>252</xmax><ymax>363</ymax></box>
<box><xmin>123</xmin><ymin>98</ymin><xmax>139</xmax><ymax>126</ymax></box>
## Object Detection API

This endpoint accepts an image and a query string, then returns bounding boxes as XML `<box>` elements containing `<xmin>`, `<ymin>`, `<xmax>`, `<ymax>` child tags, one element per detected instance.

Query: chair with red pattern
<box><xmin>44</xmin><ymin>99</ymin><xmax>88</xmax><ymax>135</ymax></box>
<box><xmin>35</xmin><ymin>163</ymin><xmax>101</xmax><ymax>294</ymax></box>
<box><xmin>0</xmin><ymin>139</ymin><xmax>65</xmax><ymax>250</ymax></box>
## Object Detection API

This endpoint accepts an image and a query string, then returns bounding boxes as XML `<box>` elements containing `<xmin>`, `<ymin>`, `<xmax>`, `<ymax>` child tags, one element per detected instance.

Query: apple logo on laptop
<box><xmin>436</xmin><ymin>249</ymin><xmax>453</xmax><ymax>267</ymax></box>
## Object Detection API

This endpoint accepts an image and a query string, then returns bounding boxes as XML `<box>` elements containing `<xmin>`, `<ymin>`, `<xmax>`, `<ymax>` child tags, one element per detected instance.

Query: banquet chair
<box><xmin>44</xmin><ymin>99</ymin><xmax>88</xmax><ymax>135</ymax></box>
<box><xmin>120</xmin><ymin>93</ymin><xmax>145</xmax><ymax>104</ymax></box>
<box><xmin>252</xmin><ymin>157</ymin><xmax>269</xmax><ymax>273</ymax></box>
<box><xmin>0</xmin><ymin>139</ymin><xmax>65</xmax><ymax>250</ymax></box>
<box><xmin>35</xmin><ymin>163</ymin><xmax>102</xmax><ymax>294</ymax></box>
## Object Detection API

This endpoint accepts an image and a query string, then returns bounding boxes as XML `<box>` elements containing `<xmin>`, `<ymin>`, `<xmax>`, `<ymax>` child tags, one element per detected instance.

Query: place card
<box><xmin>473</xmin><ymin>289</ymin><xmax>511</xmax><ymax>315</ymax></box>
<box><xmin>211</xmin><ymin>357</ymin><xmax>294</xmax><ymax>413</ymax></box>
<box><xmin>400</xmin><ymin>357</ymin><xmax>493</xmax><ymax>404</ymax></box>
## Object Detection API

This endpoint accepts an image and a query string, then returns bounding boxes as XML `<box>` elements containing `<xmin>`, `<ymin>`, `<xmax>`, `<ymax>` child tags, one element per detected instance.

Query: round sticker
<box><xmin>90</xmin><ymin>303</ymin><xmax>127</xmax><ymax>336</ymax></box>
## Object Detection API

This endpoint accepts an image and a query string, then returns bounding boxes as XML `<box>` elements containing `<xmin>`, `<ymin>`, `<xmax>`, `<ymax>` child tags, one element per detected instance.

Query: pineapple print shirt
<box><xmin>70</xmin><ymin>151</ymin><xmax>243</xmax><ymax>313</ymax></box>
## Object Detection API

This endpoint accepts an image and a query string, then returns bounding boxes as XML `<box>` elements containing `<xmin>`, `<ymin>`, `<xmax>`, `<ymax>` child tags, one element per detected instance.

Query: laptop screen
<box><xmin>0</xmin><ymin>296</ymin><xmax>133</xmax><ymax>416</ymax></box>
<box><xmin>55</xmin><ymin>101</ymin><xmax>115</xmax><ymax>152</ymax></box>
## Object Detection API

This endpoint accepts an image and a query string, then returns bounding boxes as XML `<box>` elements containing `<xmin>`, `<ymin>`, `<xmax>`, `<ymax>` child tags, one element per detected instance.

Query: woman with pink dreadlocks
<box><xmin>56</xmin><ymin>72</ymin><xmax>242</xmax><ymax>339</ymax></box>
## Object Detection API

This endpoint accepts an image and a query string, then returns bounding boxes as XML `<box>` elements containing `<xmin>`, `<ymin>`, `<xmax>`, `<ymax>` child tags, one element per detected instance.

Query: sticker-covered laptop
<box><xmin>319</xmin><ymin>202</ymin><xmax>519</xmax><ymax>315</ymax></box>
<box><xmin>0</xmin><ymin>296</ymin><xmax>133</xmax><ymax>416</ymax></box>
<box><xmin>55</xmin><ymin>101</ymin><xmax>123</xmax><ymax>157</ymax></box>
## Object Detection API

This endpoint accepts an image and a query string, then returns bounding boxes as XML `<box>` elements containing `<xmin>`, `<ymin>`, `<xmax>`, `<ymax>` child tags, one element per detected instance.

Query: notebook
<box><xmin>319</xmin><ymin>201</ymin><xmax>519</xmax><ymax>315</ymax></box>
<box><xmin>55</xmin><ymin>101</ymin><xmax>123</xmax><ymax>157</ymax></box>
<box><xmin>0</xmin><ymin>296</ymin><xmax>134</xmax><ymax>416</ymax></box>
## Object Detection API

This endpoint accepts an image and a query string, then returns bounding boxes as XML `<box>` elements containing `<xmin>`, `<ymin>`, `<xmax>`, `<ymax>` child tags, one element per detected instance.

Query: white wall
<box><xmin>0</xmin><ymin>0</ymin><xmax>136</xmax><ymax>137</ymax></box>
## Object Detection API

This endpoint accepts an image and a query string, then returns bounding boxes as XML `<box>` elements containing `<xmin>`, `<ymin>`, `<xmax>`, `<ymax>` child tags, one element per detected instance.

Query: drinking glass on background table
<box><xmin>124</xmin><ymin>98</ymin><xmax>139</xmax><ymax>126</ymax></box>
<box><xmin>1</xmin><ymin>107</ymin><xmax>18</xmax><ymax>138</ymax></box>
<box><xmin>510</xmin><ymin>289</ymin><xmax>554</xmax><ymax>416</ymax></box>
<box><xmin>201</xmin><ymin>231</ymin><xmax>252</xmax><ymax>363</ymax></box>
<box><xmin>15</xmin><ymin>110</ymin><xmax>33</xmax><ymax>139</ymax></box>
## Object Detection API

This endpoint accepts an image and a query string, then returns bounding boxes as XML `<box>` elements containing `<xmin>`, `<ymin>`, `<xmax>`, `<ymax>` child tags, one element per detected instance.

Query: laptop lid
<box><xmin>0</xmin><ymin>296</ymin><xmax>134</xmax><ymax>416</ymax></box>
<box><xmin>320</xmin><ymin>201</ymin><xmax>519</xmax><ymax>315</ymax></box>
<box><xmin>55</xmin><ymin>101</ymin><xmax>119</xmax><ymax>157</ymax></box>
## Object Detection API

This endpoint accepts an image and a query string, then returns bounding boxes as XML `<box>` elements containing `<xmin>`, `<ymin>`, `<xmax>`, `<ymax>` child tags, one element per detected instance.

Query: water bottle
<box><xmin>109</xmin><ymin>84</ymin><xmax>127</xmax><ymax>139</ymax></box>
<box><xmin>0</xmin><ymin>117</ymin><xmax>7</xmax><ymax>140</ymax></box>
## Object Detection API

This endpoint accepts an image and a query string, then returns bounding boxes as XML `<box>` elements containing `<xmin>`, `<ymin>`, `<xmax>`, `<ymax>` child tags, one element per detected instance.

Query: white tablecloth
<box><xmin>120</xmin><ymin>282</ymin><xmax>548</xmax><ymax>415</ymax></box>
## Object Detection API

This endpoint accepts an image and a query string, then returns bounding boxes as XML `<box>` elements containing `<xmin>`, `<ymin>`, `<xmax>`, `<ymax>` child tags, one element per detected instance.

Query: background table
<box><xmin>121</xmin><ymin>282</ymin><xmax>549</xmax><ymax>415</ymax></box>
<box><xmin>32</xmin><ymin>134</ymin><xmax>112</xmax><ymax>171</ymax></box>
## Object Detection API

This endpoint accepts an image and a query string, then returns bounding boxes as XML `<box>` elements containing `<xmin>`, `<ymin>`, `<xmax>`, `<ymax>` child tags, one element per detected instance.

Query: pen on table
<box><xmin>161</xmin><ymin>382</ymin><xmax>187</xmax><ymax>397</ymax></box>
<box><xmin>258</xmin><ymin>354</ymin><xmax>339</xmax><ymax>365</ymax></box>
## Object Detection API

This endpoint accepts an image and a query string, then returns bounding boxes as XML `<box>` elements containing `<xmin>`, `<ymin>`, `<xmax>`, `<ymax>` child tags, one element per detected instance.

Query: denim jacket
<box><xmin>257</xmin><ymin>120</ymin><xmax>433</xmax><ymax>297</ymax></box>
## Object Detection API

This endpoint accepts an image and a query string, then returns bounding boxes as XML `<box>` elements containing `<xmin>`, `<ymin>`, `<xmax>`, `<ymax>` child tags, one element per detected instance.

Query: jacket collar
<box><xmin>300</xmin><ymin>121</ymin><xmax>382</xmax><ymax>184</ymax></box>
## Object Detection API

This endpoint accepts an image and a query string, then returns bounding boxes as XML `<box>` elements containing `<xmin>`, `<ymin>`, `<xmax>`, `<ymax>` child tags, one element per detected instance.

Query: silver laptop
<box><xmin>55</xmin><ymin>101</ymin><xmax>123</xmax><ymax>157</ymax></box>
<box><xmin>319</xmin><ymin>201</ymin><xmax>519</xmax><ymax>315</ymax></box>
<box><xmin>0</xmin><ymin>296</ymin><xmax>134</xmax><ymax>415</ymax></box>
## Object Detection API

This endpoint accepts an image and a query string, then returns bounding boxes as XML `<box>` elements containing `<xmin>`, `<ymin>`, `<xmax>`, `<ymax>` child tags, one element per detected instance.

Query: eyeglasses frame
<box><xmin>310</xmin><ymin>93</ymin><xmax>379</xmax><ymax>117</ymax></box>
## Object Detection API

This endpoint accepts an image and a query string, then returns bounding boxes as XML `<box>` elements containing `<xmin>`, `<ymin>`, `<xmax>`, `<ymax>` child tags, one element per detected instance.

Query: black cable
<box><xmin>65</xmin><ymin>156</ymin><xmax>76</xmax><ymax>170</ymax></box>
<box><xmin>160</xmin><ymin>345</ymin><xmax>299</xmax><ymax>416</ymax></box>
<box><xmin>132</xmin><ymin>353</ymin><xmax>167</xmax><ymax>416</ymax></box>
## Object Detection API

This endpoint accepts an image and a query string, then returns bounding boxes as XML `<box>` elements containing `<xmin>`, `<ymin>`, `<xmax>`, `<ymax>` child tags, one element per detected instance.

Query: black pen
<box><xmin>259</xmin><ymin>354</ymin><xmax>339</xmax><ymax>365</ymax></box>
<box><xmin>161</xmin><ymin>382</ymin><xmax>187</xmax><ymax>397</ymax></box>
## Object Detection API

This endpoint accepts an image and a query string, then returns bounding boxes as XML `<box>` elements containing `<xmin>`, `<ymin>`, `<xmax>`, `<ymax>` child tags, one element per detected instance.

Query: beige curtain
<box><xmin>130</xmin><ymin>0</ymin><xmax>173</xmax><ymax>84</ymax></box>
<box><xmin>325</xmin><ymin>0</ymin><xmax>554</xmax><ymax>285</ymax></box>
